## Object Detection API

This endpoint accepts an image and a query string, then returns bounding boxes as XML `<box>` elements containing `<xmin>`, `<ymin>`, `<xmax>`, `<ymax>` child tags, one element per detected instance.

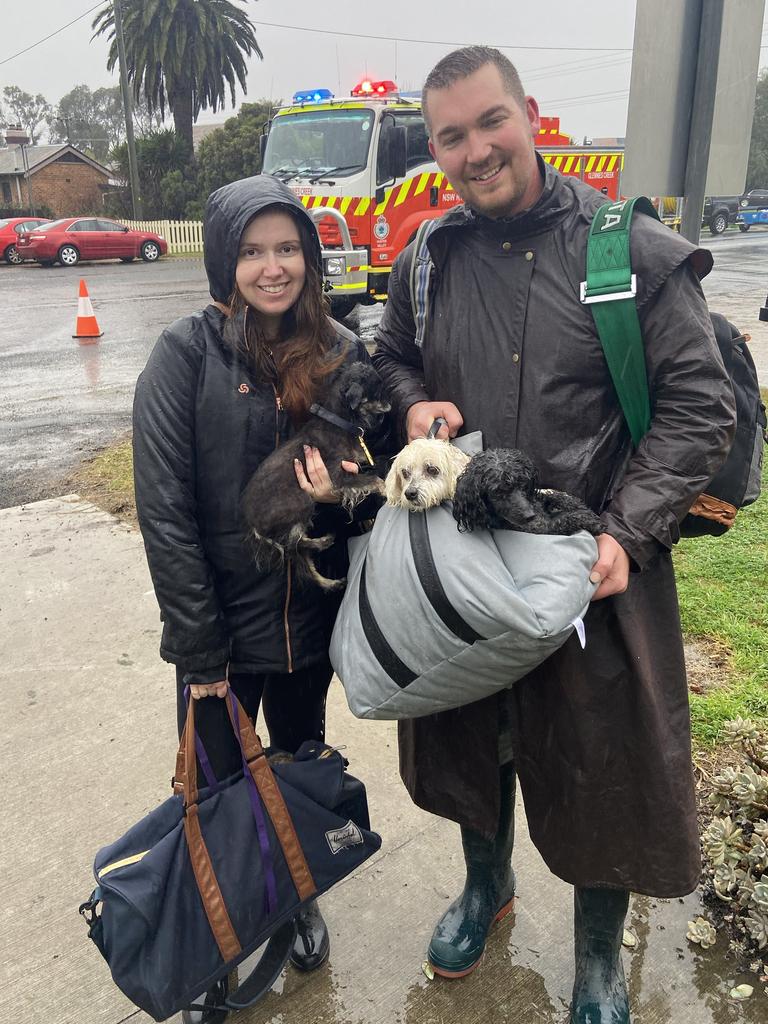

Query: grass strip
<box><xmin>674</xmin><ymin>476</ymin><xmax>768</xmax><ymax>743</ymax></box>
<box><xmin>71</xmin><ymin>435</ymin><xmax>136</xmax><ymax>522</ymax></box>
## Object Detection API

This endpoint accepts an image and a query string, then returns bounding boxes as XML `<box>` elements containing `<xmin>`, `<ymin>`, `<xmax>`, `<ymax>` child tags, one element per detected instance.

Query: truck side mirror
<box><xmin>259</xmin><ymin>134</ymin><xmax>267</xmax><ymax>164</ymax></box>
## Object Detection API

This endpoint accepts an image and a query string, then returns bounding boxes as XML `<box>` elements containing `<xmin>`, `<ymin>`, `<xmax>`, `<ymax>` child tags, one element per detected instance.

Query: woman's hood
<box><xmin>203</xmin><ymin>173</ymin><xmax>323</xmax><ymax>303</ymax></box>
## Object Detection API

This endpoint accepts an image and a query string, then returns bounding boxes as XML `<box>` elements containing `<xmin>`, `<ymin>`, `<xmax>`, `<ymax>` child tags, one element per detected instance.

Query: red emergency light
<box><xmin>351</xmin><ymin>79</ymin><xmax>398</xmax><ymax>97</ymax></box>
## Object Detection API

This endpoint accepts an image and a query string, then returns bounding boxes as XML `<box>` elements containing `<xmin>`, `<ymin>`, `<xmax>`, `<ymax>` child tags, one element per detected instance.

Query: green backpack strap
<box><xmin>581</xmin><ymin>196</ymin><xmax>660</xmax><ymax>447</ymax></box>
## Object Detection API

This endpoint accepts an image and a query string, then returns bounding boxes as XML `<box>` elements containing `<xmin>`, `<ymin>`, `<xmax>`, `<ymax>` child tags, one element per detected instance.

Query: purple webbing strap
<box><xmin>228</xmin><ymin>691</ymin><xmax>279</xmax><ymax>917</ymax></box>
<box><xmin>182</xmin><ymin>685</ymin><xmax>221</xmax><ymax>793</ymax></box>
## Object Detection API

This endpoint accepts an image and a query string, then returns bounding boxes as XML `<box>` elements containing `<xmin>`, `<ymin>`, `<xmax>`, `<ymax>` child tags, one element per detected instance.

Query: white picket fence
<box><xmin>122</xmin><ymin>219</ymin><xmax>203</xmax><ymax>254</ymax></box>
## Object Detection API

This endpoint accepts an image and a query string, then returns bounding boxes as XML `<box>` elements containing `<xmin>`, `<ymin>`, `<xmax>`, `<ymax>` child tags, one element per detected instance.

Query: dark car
<box><xmin>0</xmin><ymin>216</ymin><xmax>50</xmax><ymax>264</ymax></box>
<box><xmin>739</xmin><ymin>189</ymin><xmax>768</xmax><ymax>209</ymax></box>
<box><xmin>701</xmin><ymin>196</ymin><xmax>740</xmax><ymax>235</ymax></box>
<box><xmin>16</xmin><ymin>216</ymin><xmax>168</xmax><ymax>267</ymax></box>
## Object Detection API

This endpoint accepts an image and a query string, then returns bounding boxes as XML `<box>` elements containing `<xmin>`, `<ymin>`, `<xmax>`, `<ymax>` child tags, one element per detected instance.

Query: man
<box><xmin>372</xmin><ymin>46</ymin><xmax>736</xmax><ymax>1023</ymax></box>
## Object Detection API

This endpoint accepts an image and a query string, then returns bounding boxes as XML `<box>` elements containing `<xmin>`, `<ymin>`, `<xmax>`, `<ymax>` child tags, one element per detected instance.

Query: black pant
<box><xmin>175</xmin><ymin>661</ymin><xmax>334</xmax><ymax>781</ymax></box>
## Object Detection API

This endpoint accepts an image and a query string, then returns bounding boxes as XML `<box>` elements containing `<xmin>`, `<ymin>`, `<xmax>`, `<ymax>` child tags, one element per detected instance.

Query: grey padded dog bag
<box><xmin>330</xmin><ymin>502</ymin><xmax>598</xmax><ymax>720</ymax></box>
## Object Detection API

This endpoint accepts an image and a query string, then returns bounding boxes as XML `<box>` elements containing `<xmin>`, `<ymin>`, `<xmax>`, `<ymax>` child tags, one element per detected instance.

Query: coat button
<box><xmin>501</xmin><ymin>241</ymin><xmax>512</xmax><ymax>252</ymax></box>
<box><xmin>512</xmin><ymin>353</ymin><xmax>520</xmax><ymax>363</ymax></box>
<box><xmin>525</xmin><ymin>250</ymin><xmax>534</xmax><ymax>261</ymax></box>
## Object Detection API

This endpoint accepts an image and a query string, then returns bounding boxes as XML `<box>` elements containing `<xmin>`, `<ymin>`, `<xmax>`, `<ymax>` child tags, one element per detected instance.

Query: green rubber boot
<box><xmin>570</xmin><ymin>887</ymin><xmax>631</xmax><ymax>1024</ymax></box>
<box><xmin>427</xmin><ymin>763</ymin><xmax>516</xmax><ymax>978</ymax></box>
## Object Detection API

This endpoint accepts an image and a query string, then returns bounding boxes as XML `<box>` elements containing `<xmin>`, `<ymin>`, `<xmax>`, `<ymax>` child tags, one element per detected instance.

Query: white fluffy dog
<box><xmin>385</xmin><ymin>438</ymin><xmax>470</xmax><ymax>511</ymax></box>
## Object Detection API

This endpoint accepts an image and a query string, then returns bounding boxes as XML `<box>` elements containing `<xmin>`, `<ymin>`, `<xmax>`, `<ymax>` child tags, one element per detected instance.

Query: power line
<box><xmin>543</xmin><ymin>88</ymin><xmax>630</xmax><ymax>105</ymax></box>
<box><xmin>524</xmin><ymin>53</ymin><xmax>631</xmax><ymax>83</ymax></box>
<box><xmin>0</xmin><ymin>3</ymin><xmax>103</xmax><ymax>67</ymax></box>
<box><xmin>250</xmin><ymin>19</ymin><xmax>633</xmax><ymax>53</ymax></box>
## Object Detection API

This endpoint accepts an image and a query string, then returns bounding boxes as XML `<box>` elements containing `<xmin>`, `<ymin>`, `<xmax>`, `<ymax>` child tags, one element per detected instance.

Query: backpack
<box><xmin>408</xmin><ymin>204</ymin><xmax>767</xmax><ymax>537</ymax></box>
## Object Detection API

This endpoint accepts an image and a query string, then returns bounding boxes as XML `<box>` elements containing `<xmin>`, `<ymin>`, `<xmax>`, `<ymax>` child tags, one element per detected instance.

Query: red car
<box><xmin>17</xmin><ymin>216</ymin><xmax>168</xmax><ymax>267</ymax></box>
<box><xmin>0</xmin><ymin>216</ymin><xmax>50</xmax><ymax>264</ymax></box>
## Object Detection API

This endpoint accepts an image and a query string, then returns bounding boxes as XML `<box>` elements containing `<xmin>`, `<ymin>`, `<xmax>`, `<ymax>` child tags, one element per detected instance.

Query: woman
<box><xmin>133</xmin><ymin>174</ymin><xmax>384</xmax><ymax>1017</ymax></box>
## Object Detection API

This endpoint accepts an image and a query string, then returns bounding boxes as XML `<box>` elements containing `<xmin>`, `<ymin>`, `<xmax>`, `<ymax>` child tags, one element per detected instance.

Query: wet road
<box><xmin>0</xmin><ymin>257</ymin><xmax>210</xmax><ymax>507</ymax></box>
<box><xmin>1</xmin><ymin>229</ymin><xmax>767</xmax><ymax>508</ymax></box>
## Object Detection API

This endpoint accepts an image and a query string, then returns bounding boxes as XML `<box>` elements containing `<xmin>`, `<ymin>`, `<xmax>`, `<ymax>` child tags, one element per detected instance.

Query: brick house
<box><xmin>0</xmin><ymin>144</ymin><xmax>112</xmax><ymax>217</ymax></box>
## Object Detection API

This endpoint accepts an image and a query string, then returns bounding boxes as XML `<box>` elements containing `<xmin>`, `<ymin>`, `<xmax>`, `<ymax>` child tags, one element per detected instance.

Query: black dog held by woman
<box><xmin>452</xmin><ymin>448</ymin><xmax>603</xmax><ymax>536</ymax></box>
<box><xmin>242</xmin><ymin>359</ymin><xmax>389</xmax><ymax>590</ymax></box>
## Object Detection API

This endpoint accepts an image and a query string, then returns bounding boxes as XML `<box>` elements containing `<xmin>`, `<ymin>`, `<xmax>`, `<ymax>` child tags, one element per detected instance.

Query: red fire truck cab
<box><xmin>261</xmin><ymin>86</ymin><xmax>624</xmax><ymax>313</ymax></box>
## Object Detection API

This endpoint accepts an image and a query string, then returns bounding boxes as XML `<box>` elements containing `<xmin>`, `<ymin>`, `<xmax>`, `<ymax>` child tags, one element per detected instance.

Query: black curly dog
<box><xmin>241</xmin><ymin>361</ymin><xmax>389</xmax><ymax>590</ymax></box>
<box><xmin>452</xmin><ymin>448</ymin><xmax>603</xmax><ymax>536</ymax></box>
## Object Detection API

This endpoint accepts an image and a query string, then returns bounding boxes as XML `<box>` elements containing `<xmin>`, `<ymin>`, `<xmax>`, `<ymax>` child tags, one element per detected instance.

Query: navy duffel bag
<box><xmin>79</xmin><ymin>692</ymin><xmax>381</xmax><ymax>1021</ymax></box>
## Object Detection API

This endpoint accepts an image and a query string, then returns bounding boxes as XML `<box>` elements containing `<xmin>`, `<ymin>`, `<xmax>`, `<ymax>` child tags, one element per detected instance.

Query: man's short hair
<box><xmin>422</xmin><ymin>46</ymin><xmax>526</xmax><ymax>135</ymax></box>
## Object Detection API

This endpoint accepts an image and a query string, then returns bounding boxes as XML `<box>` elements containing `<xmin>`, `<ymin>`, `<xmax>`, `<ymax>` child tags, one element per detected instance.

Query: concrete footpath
<box><xmin>1</xmin><ymin>496</ymin><xmax>763</xmax><ymax>1024</ymax></box>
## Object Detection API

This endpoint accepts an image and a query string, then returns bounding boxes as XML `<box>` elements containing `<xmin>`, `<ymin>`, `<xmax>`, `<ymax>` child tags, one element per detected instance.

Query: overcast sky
<box><xmin>2</xmin><ymin>0</ymin><xmax>768</xmax><ymax>142</ymax></box>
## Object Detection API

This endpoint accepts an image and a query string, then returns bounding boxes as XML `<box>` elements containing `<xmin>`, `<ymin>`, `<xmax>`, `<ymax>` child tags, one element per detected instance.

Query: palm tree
<box><xmin>92</xmin><ymin>0</ymin><xmax>262</xmax><ymax>160</ymax></box>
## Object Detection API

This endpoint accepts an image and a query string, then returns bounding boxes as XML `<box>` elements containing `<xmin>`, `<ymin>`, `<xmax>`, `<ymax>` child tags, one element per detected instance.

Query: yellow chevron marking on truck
<box><xmin>394</xmin><ymin>178</ymin><xmax>413</xmax><ymax>206</ymax></box>
<box><xmin>374</xmin><ymin>188</ymin><xmax>393</xmax><ymax>215</ymax></box>
<box><xmin>290</xmin><ymin>170</ymin><xmax>459</xmax><ymax>221</ymax></box>
<box><xmin>585</xmin><ymin>156</ymin><xmax>596</xmax><ymax>173</ymax></box>
<box><xmin>414</xmin><ymin>172</ymin><xmax>431</xmax><ymax>196</ymax></box>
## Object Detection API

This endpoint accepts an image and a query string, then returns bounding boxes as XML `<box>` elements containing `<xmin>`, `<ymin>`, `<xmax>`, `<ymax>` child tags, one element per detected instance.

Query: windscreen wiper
<box><xmin>308</xmin><ymin>165</ymin><xmax>365</xmax><ymax>184</ymax></box>
<box><xmin>271</xmin><ymin>167</ymin><xmax>306</xmax><ymax>183</ymax></box>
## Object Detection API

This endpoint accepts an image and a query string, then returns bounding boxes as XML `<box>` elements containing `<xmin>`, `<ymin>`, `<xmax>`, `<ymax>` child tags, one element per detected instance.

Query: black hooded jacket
<box><xmin>133</xmin><ymin>175</ymin><xmax>378</xmax><ymax>681</ymax></box>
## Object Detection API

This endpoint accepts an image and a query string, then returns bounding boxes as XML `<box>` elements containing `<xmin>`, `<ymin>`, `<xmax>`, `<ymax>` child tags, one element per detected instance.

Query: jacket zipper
<box><xmin>273</xmin><ymin>384</ymin><xmax>294</xmax><ymax>673</ymax></box>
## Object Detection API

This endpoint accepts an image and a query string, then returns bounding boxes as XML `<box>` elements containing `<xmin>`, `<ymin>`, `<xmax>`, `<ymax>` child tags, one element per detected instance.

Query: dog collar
<box><xmin>309</xmin><ymin>403</ymin><xmax>375</xmax><ymax>466</ymax></box>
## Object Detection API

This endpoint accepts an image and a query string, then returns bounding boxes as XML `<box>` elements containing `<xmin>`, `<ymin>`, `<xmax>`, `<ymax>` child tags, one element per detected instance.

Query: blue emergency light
<box><xmin>292</xmin><ymin>88</ymin><xmax>334</xmax><ymax>104</ymax></box>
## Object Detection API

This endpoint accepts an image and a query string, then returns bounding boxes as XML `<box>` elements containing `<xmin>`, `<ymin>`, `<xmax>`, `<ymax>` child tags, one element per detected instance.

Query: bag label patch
<box><xmin>325</xmin><ymin>820</ymin><xmax>364</xmax><ymax>855</ymax></box>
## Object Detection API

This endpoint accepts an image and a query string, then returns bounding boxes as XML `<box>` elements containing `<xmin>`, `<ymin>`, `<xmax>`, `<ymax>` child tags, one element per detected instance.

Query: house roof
<box><xmin>0</xmin><ymin>144</ymin><xmax>111</xmax><ymax>178</ymax></box>
<box><xmin>193</xmin><ymin>122</ymin><xmax>225</xmax><ymax>150</ymax></box>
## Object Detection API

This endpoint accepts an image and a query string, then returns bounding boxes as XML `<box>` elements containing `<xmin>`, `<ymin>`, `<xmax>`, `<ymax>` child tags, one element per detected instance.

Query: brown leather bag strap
<box><xmin>173</xmin><ymin>721</ymin><xmax>188</xmax><ymax>795</ymax></box>
<box><xmin>183</xmin><ymin>804</ymin><xmax>242</xmax><ymax>962</ymax></box>
<box><xmin>225</xmin><ymin>693</ymin><xmax>317</xmax><ymax>902</ymax></box>
<box><xmin>183</xmin><ymin>697</ymin><xmax>200</xmax><ymax>807</ymax></box>
<box><xmin>177</xmin><ymin>698</ymin><xmax>242</xmax><ymax>959</ymax></box>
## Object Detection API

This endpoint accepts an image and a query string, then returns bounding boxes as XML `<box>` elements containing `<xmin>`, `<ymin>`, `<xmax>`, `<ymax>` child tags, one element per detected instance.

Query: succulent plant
<box><xmin>687</xmin><ymin>916</ymin><xmax>717</xmax><ymax>949</ymax></box>
<box><xmin>753</xmin><ymin>881</ymin><xmax>768</xmax><ymax>913</ymax></box>
<box><xmin>723</xmin><ymin>718</ymin><xmax>762</xmax><ymax>745</ymax></box>
<box><xmin>714</xmin><ymin>861</ymin><xmax>738</xmax><ymax>891</ymax></box>
<box><xmin>746</xmin><ymin>908</ymin><xmax>768</xmax><ymax>950</ymax></box>
<box><xmin>703</xmin><ymin>816</ymin><xmax>744</xmax><ymax>865</ymax></box>
<box><xmin>733</xmin><ymin>768</ymin><xmax>768</xmax><ymax>812</ymax></box>
<box><xmin>748</xmin><ymin>837</ymin><xmax>768</xmax><ymax>872</ymax></box>
<box><xmin>698</xmin><ymin>719</ymin><xmax>768</xmax><ymax>966</ymax></box>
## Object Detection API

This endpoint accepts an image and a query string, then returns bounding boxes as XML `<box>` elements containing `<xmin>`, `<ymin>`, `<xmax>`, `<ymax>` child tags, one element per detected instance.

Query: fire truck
<box><xmin>260</xmin><ymin>81</ymin><xmax>624</xmax><ymax>314</ymax></box>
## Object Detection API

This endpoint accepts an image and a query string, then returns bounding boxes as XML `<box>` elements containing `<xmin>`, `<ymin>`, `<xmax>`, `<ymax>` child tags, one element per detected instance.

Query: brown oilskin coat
<box><xmin>372</xmin><ymin>162</ymin><xmax>736</xmax><ymax>898</ymax></box>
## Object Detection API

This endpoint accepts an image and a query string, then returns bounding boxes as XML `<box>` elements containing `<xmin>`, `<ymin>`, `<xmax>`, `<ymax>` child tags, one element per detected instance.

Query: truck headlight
<box><xmin>324</xmin><ymin>257</ymin><xmax>345</xmax><ymax>276</ymax></box>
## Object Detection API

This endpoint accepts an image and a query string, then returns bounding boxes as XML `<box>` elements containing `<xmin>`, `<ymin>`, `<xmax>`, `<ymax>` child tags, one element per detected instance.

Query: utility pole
<box><xmin>679</xmin><ymin>0</ymin><xmax>723</xmax><ymax>243</ymax></box>
<box><xmin>113</xmin><ymin>0</ymin><xmax>143</xmax><ymax>219</ymax></box>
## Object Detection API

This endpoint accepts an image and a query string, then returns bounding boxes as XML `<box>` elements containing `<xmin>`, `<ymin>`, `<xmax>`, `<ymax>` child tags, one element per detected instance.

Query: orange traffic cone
<box><xmin>73</xmin><ymin>279</ymin><xmax>103</xmax><ymax>341</ymax></box>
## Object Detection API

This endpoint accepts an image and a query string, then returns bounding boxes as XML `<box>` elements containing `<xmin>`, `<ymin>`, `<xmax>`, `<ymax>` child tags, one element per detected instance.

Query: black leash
<box><xmin>308</xmin><ymin>403</ymin><xmax>375</xmax><ymax>466</ymax></box>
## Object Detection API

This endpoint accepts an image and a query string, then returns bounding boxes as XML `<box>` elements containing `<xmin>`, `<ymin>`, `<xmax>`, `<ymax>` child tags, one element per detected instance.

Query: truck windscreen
<box><xmin>264</xmin><ymin>108</ymin><xmax>374</xmax><ymax>178</ymax></box>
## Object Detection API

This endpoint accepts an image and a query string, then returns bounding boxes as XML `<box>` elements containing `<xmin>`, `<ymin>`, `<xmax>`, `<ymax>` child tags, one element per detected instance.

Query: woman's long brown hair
<box><xmin>225</xmin><ymin>210</ymin><xmax>346</xmax><ymax>421</ymax></box>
